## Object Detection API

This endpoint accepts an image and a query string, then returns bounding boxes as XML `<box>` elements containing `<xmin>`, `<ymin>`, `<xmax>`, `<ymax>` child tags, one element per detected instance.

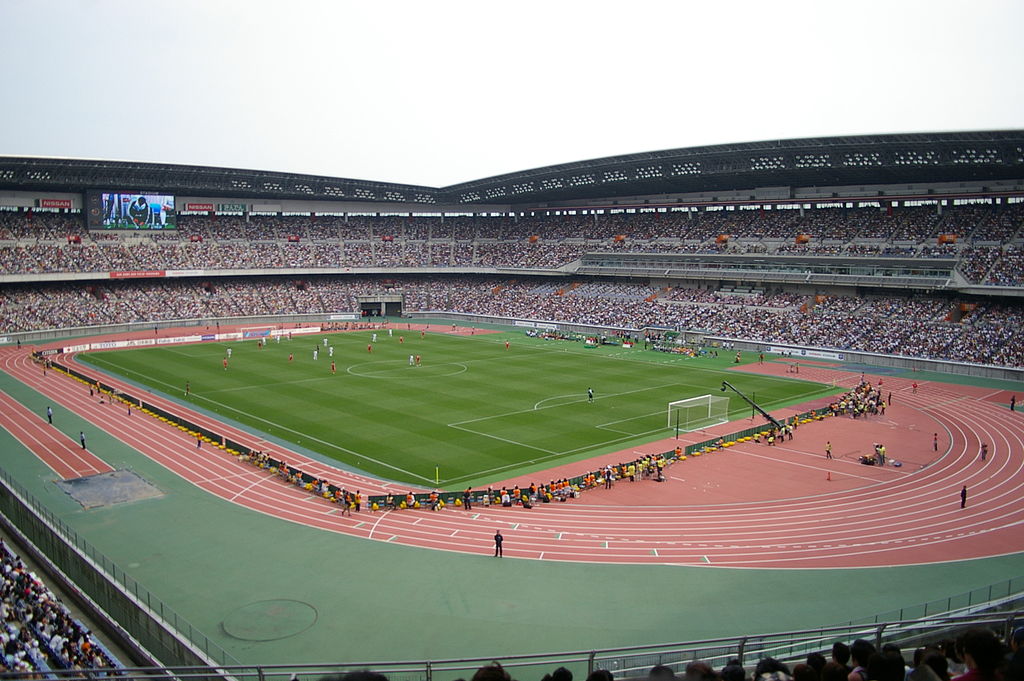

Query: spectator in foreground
<box><xmin>586</xmin><ymin>671</ymin><xmax>614</xmax><ymax>681</ymax></box>
<box><xmin>649</xmin><ymin>665</ymin><xmax>676</xmax><ymax>681</ymax></box>
<box><xmin>542</xmin><ymin>667</ymin><xmax>573</xmax><ymax>681</ymax></box>
<box><xmin>806</xmin><ymin>653</ymin><xmax>827</xmax><ymax>679</ymax></box>
<box><xmin>867</xmin><ymin>651</ymin><xmax>907</xmax><ymax>681</ymax></box>
<box><xmin>720</xmin><ymin>661</ymin><xmax>746</xmax><ymax>681</ymax></box>
<box><xmin>910</xmin><ymin>650</ymin><xmax>950</xmax><ymax>681</ymax></box>
<box><xmin>793</xmin><ymin>663</ymin><xmax>818</xmax><ymax>681</ymax></box>
<box><xmin>952</xmin><ymin>629</ymin><xmax>1004</xmax><ymax>681</ymax></box>
<box><xmin>822</xmin><ymin>662</ymin><xmax>849</xmax><ymax>681</ymax></box>
<box><xmin>849</xmin><ymin>640</ymin><xmax>877</xmax><ymax>681</ymax></box>
<box><xmin>686</xmin><ymin>662</ymin><xmax>716</xmax><ymax>681</ymax></box>
<box><xmin>832</xmin><ymin>642</ymin><xmax>851</xmax><ymax>672</ymax></box>
<box><xmin>1006</xmin><ymin>627</ymin><xmax>1024</xmax><ymax>681</ymax></box>
<box><xmin>471</xmin><ymin>662</ymin><xmax>514</xmax><ymax>681</ymax></box>
<box><xmin>755</xmin><ymin>657</ymin><xmax>792</xmax><ymax>681</ymax></box>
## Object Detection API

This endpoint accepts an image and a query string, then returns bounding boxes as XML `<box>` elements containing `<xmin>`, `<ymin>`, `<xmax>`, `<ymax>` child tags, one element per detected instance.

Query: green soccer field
<box><xmin>79</xmin><ymin>330</ymin><xmax>837</xmax><ymax>486</ymax></box>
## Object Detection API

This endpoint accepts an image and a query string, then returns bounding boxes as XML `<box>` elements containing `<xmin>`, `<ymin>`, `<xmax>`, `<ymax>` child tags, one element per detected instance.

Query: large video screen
<box><xmin>97</xmin><ymin>193</ymin><xmax>177</xmax><ymax>229</ymax></box>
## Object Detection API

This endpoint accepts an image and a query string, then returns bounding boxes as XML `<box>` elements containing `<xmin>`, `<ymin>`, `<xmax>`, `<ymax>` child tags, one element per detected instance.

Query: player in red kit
<box><xmin>222</xmin><ymin>357</ymin><xmax>228</xmax><ymax>370</ymax></box>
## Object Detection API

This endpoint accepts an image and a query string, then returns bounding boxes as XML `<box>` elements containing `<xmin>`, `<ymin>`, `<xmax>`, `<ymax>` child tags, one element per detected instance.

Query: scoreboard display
<box><xmin>86</xmin><ymin>192</ymin><xmax>177</xmax><ymax>229</ymax></box>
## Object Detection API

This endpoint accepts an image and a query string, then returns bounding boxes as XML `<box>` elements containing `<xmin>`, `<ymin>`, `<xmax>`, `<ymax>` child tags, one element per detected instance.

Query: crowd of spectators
<box><xmin>3</xmin><ymin>276</ymin><xmax>1023</xmax><ymax>367</ymax></box>
<box><xmin>0</xmin><ymin>203</ymin><xmax>1021</xmax><ymax>275</ymax></box>
<box><xmin>1</xmin><ymin>539</ymin><xmax>119</xmax><ymax>673</ymax></box>
<box><xmin>985</xmin><ymin>247</ymin><xmax>1024</xmax><ymax>286</ymax></box>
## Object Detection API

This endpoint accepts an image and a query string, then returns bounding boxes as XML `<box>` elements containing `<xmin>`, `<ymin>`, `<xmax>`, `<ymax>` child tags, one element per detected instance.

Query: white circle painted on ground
<box><xmin>346</xmin><ymin>360</ymin><xmax>468</xmax><ymax>379</ymax></box>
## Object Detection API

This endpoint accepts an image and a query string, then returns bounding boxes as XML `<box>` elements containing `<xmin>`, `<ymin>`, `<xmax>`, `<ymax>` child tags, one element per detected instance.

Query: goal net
<box><xmin>667</xmin><ymin>394</ymin><xmax>730</xmax><ymax>431</ymax></box>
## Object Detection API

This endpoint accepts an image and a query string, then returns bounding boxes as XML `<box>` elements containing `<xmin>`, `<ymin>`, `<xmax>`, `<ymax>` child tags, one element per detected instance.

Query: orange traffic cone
<box><xmin>826</xmin><ymin>471</ymin><xmax>832</xmax><ymax>481</ymax></box>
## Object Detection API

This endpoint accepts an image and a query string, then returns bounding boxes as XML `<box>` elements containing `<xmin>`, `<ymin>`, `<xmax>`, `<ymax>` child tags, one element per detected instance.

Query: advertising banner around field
<box><xmin>109</xmin><ymin>270</ymin><xmax>166</xmax><ymax>279</ymax></box>
<box><xmin>185</xmin><ymin>203</ymin><xmax>214</xmax><ymax>211</ymax></box>
<box><xmin>218</xmin><ymin>203</ymin><xmax>247</xmax><ymax>212</ymax></box>
<box><xmin>765</xmin><ymin>345</ymin><xmax>845</xmax><ymax>361</ymax></box>
<box><xmin>328</xmin><ymin>314</ymin><xmax>360</xmax><ymax>320</ymax></box>
<box><xmin>0</xmin><ymin>336</ymin><xmax>9</xmax><ymax>344</ymax></box>
<box><xmin>38</xmin><ymin>198</ymin><xmax>73</xmax><ymax>209</ymax></box>
<box><xmin>53</xmin><ymin>327</ymin><xmax>323</xmax><ymax>356</ymax></box>
<box><xmin>536</xmin><ymin>323</ymin><xmax>558</xmax><ymax>330</ymax></box>
<box><xmin>513</xmin><ymin>320</ymin><xmax>535</xmax><ymax>328</ymax></box>
<box><xmin>166</xmin><ymin>270</ymin><xmax>206</xmax><ymax>278</ymax></box>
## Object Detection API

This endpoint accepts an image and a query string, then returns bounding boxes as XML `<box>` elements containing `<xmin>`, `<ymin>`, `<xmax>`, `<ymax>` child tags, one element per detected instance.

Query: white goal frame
<box><xmin>667</xmin><ymin>394</ymin><xmax>730</xmax><ymax>431</ymax></box>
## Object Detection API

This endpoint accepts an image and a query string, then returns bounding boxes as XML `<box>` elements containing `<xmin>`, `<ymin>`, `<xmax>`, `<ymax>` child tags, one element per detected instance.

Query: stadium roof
<box><xmin>1</xmin><ymin>130</ymin><xmax>1022</xmax><ymax>207</ymax></box>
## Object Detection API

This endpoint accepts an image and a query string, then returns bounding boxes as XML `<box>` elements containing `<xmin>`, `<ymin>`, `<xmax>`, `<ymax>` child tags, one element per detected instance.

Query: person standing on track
<box><xmin>960</xmin><ymin>485</ymin><xmax>968</xmax><ymax>509</ymax></box>
<box><xmin>494</xmin><ymin>530</ymin><xmax>503</xmax><ymax>557</ymax></box>
<box><xmin>933</xmin><ymin>433</ymin><xmax>938</xmax><ymax>451</ymax></box>
<box><xmin>79</xmin><ymin>431</ymin><xmax>86</xmax><ymax>450</ymax></box>
<box><xmin>825</xmin><ymin>441</ymin><xmax>833</xmax><ymax>459</ymax></box>
<box><xmin>46</xmin><ymin>406</ymin><xmax>52</xmax><ymax>424</ymax></box>
<box><xmin>980</xmin><ymin>443</ymin><xmax>988</xmax><ymax>462</ymax></box>
<box><xmin>1012</xmin><ymin>395</ymin><xmax>1017</xmax><ymax>412</ymax></box>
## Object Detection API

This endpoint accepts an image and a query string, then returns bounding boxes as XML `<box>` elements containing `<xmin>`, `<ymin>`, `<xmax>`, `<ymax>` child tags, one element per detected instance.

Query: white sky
<box><xmin>1</xmin><ymin>0</ymin><xmax>1022</xmax><ymax>188</ymax></box>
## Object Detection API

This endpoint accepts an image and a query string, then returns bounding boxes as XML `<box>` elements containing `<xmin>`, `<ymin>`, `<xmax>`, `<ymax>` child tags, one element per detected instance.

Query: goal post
<box><xmin>667</xmin><ymin>394</ymin><xmax>730</xmax><ymax>431</ymax></box>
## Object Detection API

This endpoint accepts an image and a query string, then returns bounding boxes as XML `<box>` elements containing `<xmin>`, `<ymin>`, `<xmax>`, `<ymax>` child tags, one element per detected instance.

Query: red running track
<box><xmin>2</xmin><ymin>338</ymin><xmax>1023</xmax><ymax>569</ymax></box>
